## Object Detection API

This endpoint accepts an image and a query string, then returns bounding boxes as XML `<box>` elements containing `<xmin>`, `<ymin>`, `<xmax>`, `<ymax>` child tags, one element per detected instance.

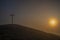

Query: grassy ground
<box><xmin>0</xmin><ymin>24</ymin><xmax>60</xmax><ymax>40</ymax></box>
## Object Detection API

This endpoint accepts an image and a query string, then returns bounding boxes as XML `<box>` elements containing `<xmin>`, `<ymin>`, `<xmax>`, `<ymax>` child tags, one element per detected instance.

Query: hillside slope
<box><xmin>0</xmin><ymin>24</ymin><xmax>60</xmax><ymax>40</ymax></box>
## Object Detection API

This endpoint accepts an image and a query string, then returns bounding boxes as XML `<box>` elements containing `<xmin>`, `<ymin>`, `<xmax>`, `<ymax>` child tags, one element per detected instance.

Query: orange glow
<box><xmin>48</xmin><ymin>18</ymin><xmax>58</xmax><ymax>27</ymax></box>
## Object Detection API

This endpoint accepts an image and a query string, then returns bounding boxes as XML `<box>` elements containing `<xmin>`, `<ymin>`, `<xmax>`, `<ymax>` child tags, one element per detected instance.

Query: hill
<box><xmin>0</xmin><ymin>24</ymin><xmax>60</xmax><ymax>40</ymax></box>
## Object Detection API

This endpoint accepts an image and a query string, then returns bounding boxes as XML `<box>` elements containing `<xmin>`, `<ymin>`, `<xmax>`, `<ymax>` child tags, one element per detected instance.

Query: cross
<box><xmin>10</xmin><ymin>14</ymin><xmax>14</xmax><ymax>24</ymax></box>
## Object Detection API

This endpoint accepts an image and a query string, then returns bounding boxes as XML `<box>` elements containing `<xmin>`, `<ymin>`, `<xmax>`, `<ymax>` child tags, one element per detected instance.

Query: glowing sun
<box><xmin>49</xmin><ymin>18</ymin><xmax>58</xmax><ymax>27</ymax></box>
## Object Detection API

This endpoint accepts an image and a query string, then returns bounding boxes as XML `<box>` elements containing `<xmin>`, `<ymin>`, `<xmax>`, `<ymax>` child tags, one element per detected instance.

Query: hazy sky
<box><xmin>0</xmin><ymin>0</ymin><xmax>60</xmax><ymax>35</ymax></box>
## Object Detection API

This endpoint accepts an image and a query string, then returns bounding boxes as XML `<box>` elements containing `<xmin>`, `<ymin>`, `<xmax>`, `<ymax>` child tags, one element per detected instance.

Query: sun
<box><xmin>48</xmin><ymin>18</ymin><xmax>58</xmax><ymax>27</ymax></box>
<box><xmin>50</xmin><ymin>19</ymin><xmax>56</xmax><ymax>25</ymax></box>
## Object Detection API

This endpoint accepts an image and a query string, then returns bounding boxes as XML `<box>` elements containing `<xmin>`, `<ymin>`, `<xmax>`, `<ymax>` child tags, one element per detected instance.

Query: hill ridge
<box><xmin>0</xmin><ymin>24</ymin><xmax>60</xmax><ymax>40</ymax></box>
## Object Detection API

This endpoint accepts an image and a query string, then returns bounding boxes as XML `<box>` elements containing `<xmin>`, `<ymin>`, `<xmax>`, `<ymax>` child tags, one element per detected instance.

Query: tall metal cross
<box><xmin>10</xmin><ymin>14</ymin><xmax>14</xmax><ymax>24</ymax></box>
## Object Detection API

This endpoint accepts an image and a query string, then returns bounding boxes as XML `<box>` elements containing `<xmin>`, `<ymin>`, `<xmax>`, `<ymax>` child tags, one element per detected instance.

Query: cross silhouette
<box><xmin>10</xmin><ymin>14</ymin><xmax>14</xmax><ymax>24</ymax></box>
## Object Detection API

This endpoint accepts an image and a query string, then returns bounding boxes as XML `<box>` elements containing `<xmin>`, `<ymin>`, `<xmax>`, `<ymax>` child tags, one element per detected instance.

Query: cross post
<box><xmin>10</xmin><ymin>14</ymin><xmax>14</xmax><ymax>24</ymax></box>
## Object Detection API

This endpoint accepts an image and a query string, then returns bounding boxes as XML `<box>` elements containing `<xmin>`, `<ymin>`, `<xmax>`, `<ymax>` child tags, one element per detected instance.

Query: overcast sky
<box><xmin>0</xmin><ymin>0</ymin><xmax>60</xmax><ymax>35</ymax></box>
